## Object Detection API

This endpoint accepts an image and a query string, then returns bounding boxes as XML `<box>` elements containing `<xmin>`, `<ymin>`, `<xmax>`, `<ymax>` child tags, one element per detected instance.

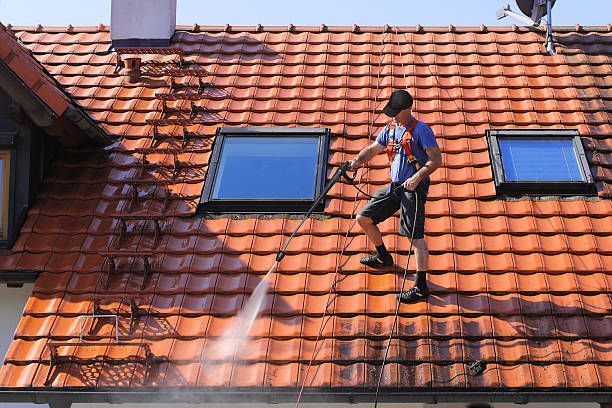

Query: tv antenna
<box><xmin>497</xmin><ymin>0</ymin><xmax>557</xmax><ymax>55</ymax></box>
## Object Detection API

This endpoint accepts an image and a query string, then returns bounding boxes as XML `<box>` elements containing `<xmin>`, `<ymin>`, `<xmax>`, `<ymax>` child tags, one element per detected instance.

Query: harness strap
<box><xmin>385</xmin><ymin>118</ymin><xmax>421</xmax><ymax>170</ymax></box>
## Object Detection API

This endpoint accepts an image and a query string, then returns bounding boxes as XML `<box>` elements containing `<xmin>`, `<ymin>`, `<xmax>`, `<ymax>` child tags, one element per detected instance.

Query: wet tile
<box><xmin>57</xmin><ymin>294</ymin><xmax>95</xmax><ymax>316</ymax></box>
<box><xmin>7</xmin><ymin>349</ymin><xmax>44</xmax><ymax>380</ymax></box>
<box><xmin>24</xmin><ymin>294</ymin><xmax>62</xmax><ymax>316</ymax></box>
<box><xmin>4</xmin><ymin>338</ymin><xmax>49</xmax><ymax>363</ymax></box>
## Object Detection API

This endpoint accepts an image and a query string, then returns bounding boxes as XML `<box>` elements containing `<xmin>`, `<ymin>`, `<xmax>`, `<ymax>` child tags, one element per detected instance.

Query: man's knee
<box><xmin>357</xmin><ymin>214</ymin><xmax>373</xmax><ymax>228</ymax></box>
<box><xmin>412</xmin><ymin>238</ymin><xmax>428</xmax><ymax>252</ymax></box>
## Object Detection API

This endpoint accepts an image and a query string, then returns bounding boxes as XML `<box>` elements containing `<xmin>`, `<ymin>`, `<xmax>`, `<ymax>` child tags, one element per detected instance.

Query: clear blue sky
<box><xmin>0</xmin><ymin>0</ymin><xmax>610</xmax><ymax>26</ymax></box>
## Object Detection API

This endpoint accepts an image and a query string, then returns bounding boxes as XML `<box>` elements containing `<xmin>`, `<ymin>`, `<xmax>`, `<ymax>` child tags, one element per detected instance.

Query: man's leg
<box><xmin>356</xmin><ymin>188</ymin><xmax>400</xmax><ymax>267</ymax></box>
<box><xmin>397</xmin><ymin>187</ymin><xmax>429</xmax><ymax>303</ymax></box>
<box><xmin>356</xmin><ymin>215</ymin><xmax>384</xmax><ymax>246</ymax></box>
<box><xmin>412</xmin><ymin>238</ymin><xmax>429</xmax><ymax>289</ymax></box>
<box><xmin>356</xmin><ymin>214</ymin><xmax>393</xmax><ymax>267</ymax></box>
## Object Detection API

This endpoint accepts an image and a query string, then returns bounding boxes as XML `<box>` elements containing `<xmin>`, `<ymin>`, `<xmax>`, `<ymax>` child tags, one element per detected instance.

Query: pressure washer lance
<box><xmin>276</xmin><ymin>161</ymin><xmax>356</xmax><ymax>262</ymax></box>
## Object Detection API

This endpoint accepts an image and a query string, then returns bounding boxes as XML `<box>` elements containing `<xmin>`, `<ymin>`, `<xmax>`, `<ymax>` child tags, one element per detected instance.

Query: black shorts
<box><xmin>358</xmin><ymin>182</ymin><xmax>428</xmax><ymax>239</ymax></box>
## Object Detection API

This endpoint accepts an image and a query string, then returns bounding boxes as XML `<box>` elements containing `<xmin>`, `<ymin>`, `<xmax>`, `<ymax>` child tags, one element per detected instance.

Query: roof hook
<box><xmin>468</xmin><ymin>360</ymin><xmax>487</xmax><ymax>376</ymax></box>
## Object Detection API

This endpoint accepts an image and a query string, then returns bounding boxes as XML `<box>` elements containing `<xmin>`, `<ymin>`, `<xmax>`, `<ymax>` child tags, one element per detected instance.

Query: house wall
<box><xmin>0</xmin><ymin>284</ymin><xmax>32</xmax><ymax>361</ymax></box>
<box><xmin>0</xmin><ymin>284</ymin><xmax>34</xmax><ymax>408</ymax></box>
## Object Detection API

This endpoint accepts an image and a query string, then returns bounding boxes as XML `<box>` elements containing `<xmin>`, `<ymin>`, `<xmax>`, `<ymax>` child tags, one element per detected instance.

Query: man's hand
<box><xmin>402</xmin><ymin>174</ymin><xmax>422</xmax><ymax>191</ymax></box>
<box><xmin>402</xmin><ymin>146</ymin><xmax>442</xmax><ymax>191</ymax></box>
<box><xmin>348</xmin><ymin>159</ymin><xmax>360</xmax><ymax>170</ymax></box>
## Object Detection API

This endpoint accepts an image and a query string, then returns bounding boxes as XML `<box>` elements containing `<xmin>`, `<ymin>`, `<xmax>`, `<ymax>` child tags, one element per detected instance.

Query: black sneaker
<box><xmin>360</xmin><ymin>251</ymin><xmax>394</xmax><ymax>268</ymax></box>
<box><xmin>397</xmin><ymin>285</ymin><xmax>429</xmax><ymax>303</ymax></box>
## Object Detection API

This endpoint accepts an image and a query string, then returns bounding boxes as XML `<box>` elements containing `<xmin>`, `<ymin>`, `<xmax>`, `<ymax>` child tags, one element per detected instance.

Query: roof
<box><xmin>0</xmin><ymin>24</ymin><xmax>610</xmax><ymax>402</ymax></box>
<box><xmin>0</xmin><ymin>23</ymin><xmax>109</xmax><ymax>146</ymax></box>
<box><xmin>0</xmin><ymin>24</ymin><xmax>71</xmax><ymax>117</ymax></box>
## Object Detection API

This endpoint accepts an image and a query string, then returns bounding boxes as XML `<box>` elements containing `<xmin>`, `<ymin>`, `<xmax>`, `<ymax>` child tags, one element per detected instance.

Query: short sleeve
<box><xmin>417</xmin><ymin>123</ymin><xmax>438</xmax><ymax>149</ymax></box>
<box><xmin>375</xmin><ymin>124</ymin><xmax>390</xmax><ymax>147</ymax></box>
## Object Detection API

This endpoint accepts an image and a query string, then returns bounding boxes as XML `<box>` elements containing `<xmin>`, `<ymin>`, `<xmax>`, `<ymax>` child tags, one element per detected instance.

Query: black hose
<box><xmin>373</xmin><ymin>190</ymin><xmax>419</xmax><ymax>408</ymax></box>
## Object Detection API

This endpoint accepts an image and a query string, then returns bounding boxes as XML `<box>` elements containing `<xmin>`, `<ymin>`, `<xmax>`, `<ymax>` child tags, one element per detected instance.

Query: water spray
<box><xmin>200</xmin><ymin>161</ymin><xmax>356</xmax><ymax>367</ymax></box>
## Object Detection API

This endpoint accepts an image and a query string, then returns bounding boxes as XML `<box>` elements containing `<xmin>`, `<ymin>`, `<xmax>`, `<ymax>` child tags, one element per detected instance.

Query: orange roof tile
<box><xmin>0</xmin><ymin>24</ymin><xmax>110</xmax><ymax>146</ymax></box>
<box><xmin>0</xmin><ymin>24</ymin><xmax>70</xmax><ymax>117</ymax></box>
<box><xmin>0</xmin><ymin>24</ymin><xmax>610</xmax><ymax>401</ymax></box>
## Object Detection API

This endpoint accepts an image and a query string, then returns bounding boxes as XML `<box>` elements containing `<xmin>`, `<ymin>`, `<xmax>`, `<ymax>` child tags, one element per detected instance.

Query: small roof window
<box><xmin>487</xmin><ymin>129</ymin><xmax>595</xmax><ymax>195</ymax></box>
<box><xmin>199</xmin><ymin>127</ymin><xmax>330</xmax><ymax>212</ymax></box>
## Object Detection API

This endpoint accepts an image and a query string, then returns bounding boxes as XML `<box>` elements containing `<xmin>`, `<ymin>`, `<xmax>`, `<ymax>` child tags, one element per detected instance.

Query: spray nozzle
<box><xmin>340</xmin><ymin>160</ymin><xmax>357</xmax><ymax>184</ymax></box>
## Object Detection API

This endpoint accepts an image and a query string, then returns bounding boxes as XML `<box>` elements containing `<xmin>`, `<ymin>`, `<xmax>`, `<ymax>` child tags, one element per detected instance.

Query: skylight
<box><xmin>487</xmin><ymin>129</ymin><xmax>595</xmax><ymax>195</ymax></box>
<box><xmin>200</xmin><ymin>127</ymin><xmax>330</xmax><ymax>212</ymax></box>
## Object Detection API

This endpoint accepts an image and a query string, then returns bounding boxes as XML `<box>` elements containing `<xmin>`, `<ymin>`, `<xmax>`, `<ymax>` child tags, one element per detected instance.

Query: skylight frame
<box><xmin>487</xmin><ymin>129</ymin><xmax>595</xmax><ymax>196</ymax></box>
<box><xmin>199</xmin><ymin>127</ymin><xmax>330</xmax><ymax>213</ymax></box>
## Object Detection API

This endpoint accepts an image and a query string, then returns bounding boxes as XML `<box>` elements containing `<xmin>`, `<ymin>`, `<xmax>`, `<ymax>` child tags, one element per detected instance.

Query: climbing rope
<box><xmin>293</xmin><ymin>27</ymin><xmax>391</xmax><ymax>408</ymax></box>
<box><xmin>372</xmin><ymin>27</ymin><xmax>492</xmax><ymax>406</ymax></box>
<box><xmin>371</xmin><ymin>25</ymin><xmax>414</xmax><ymax>407</ymax></box>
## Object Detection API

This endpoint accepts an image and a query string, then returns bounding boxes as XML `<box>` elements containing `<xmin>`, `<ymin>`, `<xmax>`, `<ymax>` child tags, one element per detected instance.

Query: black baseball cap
<box><xmin>383</xmin><ymin>90</ymin><xmax>413</xmax><ymax>117</ymax></box>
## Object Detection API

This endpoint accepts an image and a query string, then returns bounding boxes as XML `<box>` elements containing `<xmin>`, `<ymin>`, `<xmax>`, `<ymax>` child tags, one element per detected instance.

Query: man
<box><xmin>349</xmin><ymin>89</ymin><xmax>442</xmax><ymax>303</ymax></box>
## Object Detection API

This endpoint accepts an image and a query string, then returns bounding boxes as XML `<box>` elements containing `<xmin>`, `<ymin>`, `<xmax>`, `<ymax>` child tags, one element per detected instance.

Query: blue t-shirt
<box><xmin>375</xmin><ymin>118</ymin><xmax>438</xmax><ymax>185</ymax></box>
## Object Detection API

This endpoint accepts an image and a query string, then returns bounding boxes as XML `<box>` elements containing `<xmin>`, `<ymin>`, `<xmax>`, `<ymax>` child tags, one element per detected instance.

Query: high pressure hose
<box><xmin>373</xmin><ymin>189</ymin><xmax>419</xmax><ymax>408</ymax></box>
<box><xmin>276</xmin><ymin>161</ymin><xmax>354</xmax><ymax>262</ymax></box>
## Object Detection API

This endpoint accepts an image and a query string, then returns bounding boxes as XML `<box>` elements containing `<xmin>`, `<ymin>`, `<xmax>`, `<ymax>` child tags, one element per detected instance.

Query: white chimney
<box><xmin>111</xmin><ymin>0</ymin><xmax>177</xmax><ymax>47</ymax></box>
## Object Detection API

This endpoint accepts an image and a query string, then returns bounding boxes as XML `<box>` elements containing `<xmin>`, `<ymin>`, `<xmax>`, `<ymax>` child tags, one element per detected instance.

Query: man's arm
<box><xmin>402</xmin><ymin>145</ymin><xmax>442</xmax><ymax>191</ymax></box>
<box><xmin>349</xmin><ymin>141</ymin><xmax>386</xmax><ymax>170</ymax></box>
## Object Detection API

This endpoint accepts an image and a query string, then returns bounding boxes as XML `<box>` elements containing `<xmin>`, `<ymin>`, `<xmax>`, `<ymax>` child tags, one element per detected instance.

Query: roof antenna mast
<box><xmin>496</xmin><ymin>0</ymin><xmax>557</xmax><ymax>55</ymax></box>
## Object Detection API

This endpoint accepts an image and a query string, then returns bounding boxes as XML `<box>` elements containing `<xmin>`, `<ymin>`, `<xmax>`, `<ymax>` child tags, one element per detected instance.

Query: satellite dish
<box><xmin>496</xmin><ymin>0</ymin><xmax>557</xmax><ymax>55</ymax></box>
<box><xmin>516</xmin><ymin>0</ymin><xmax>556</xmax><ymax>25</ymax></box>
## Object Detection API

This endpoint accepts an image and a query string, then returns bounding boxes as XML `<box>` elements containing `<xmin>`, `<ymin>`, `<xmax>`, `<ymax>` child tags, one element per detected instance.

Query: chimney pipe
<box><xmin>124</xmin><ymin>57</ymin><xmax>142</xmax><ymax>83</ymax></box>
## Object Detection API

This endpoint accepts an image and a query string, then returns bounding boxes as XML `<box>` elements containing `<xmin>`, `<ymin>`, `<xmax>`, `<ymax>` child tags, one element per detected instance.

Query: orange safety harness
<box><xmin>385</xmin><ymin>117</ymin><xmax>421</xmax><ymax>170</ymax></box>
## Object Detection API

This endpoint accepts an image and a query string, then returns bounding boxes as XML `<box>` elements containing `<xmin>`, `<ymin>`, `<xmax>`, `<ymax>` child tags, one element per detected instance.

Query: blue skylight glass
<box><xmin>212</xmin><ymin>136</ymin><xmax>320</xmax><ymax>199</ymax></box>
<box><xmin>499</xmin><ymin>137</ymin><xmax>585</xmax><ymax>182</ymax></box>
